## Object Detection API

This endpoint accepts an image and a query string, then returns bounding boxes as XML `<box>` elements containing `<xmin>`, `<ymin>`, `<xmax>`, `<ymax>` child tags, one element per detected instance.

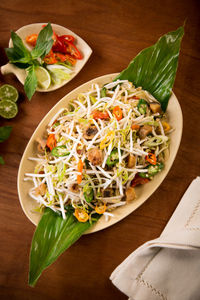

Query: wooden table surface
<box><xmin>0</xmin><ymin>0</ymin><xmax>200</xmax><ymax>299</ymax></box>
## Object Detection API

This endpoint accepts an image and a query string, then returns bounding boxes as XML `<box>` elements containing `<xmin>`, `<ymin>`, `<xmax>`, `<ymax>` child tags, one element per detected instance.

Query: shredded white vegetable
<box><xmin>25</xmin><ymin>80</ymin><xmax>171</xmax><ymax>222</ymax></box>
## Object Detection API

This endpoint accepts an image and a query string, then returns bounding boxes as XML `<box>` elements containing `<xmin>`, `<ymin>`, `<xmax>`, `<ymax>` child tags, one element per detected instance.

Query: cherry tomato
<box><xmin>26</xmin><ymin>34</ymin><xmax>38</xmax><ymax>47</ymax></box>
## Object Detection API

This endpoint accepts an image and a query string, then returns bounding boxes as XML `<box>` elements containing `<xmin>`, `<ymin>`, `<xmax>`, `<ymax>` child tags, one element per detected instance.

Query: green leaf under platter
<box><xmin>28</xmin><ymin>208</ymin><xmax>94</xmax><ymax>287</ymax></box>
<box><xmin>115</xmin><ymin>26</ymin><xmax>184</xmax><ymax>111</ymax></box>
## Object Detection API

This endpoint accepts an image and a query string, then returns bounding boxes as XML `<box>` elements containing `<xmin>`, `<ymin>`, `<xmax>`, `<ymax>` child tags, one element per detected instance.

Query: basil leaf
<box><xmin>0</xmin><ymin>126</ymin><xmax>12</xmax><ymax>142</ymax></box>
<box><xmin>0</xmin><ymin>156</ymin><xmax>4</xmax><ymax>165</ymax></box>
<box><xmin>6</xmin><ymin>31</ymin><xmax>31</xmax><ymax>63</ymax></box>
<box><xmin>31</xmin><ymin>40</ymin><xmax>53</xmax><ymax>59</ymax></box>
<box><xmin>12</xmin><ymin>62</ymin><xmax>31</xmax><ymax>69</ymax></box>
<box><xmin>32</xmin><ymin>23</ymin><xmax>53</xmax><ymax>59</ymax></box>
<box><xmin>115</xmin><ymin>26</ymin><xmax>184</xmax><ymax>111</ymax></box>
<box><xmin>29</xmin><ymin>208</ymin><xmax>93</xmax><ymax>287</ymax></box>
<box><xmin>24</xmin><ymin>65</ymin><xmax>37</xmax><ymax>100</ymax></box>
<box><xmin>5</xmin><ymin>47</ymin><xmax>24</xmax><ymax>63</ymax></box>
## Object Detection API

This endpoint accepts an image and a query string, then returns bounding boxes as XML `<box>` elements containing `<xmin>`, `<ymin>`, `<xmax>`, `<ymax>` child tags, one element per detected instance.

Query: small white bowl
<box><xmin>1</xmin><ymin>23</ymin><xmax>92</xmax><ymax>92</ymax></box>
<box><xmin>17</xmin><ymin>73</ymin><xmax>183</xmax><ymax>234</ymax></box>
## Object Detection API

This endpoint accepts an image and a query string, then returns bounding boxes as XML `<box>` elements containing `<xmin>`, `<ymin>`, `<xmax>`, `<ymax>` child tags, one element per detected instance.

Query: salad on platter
<box><xmin>17</xmin><ymin>25</ymin><xmax>183</xmax><ymax>286</ymax></box>
<box><xmin>24</xmin><ymin>79</ymin><xmax>171</xmax><ymax>223</ymax></box>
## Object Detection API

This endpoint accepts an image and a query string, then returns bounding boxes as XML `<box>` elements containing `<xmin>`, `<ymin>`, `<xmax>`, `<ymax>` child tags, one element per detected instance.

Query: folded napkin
<box><xmin>110</xmin><ymin>177</ymin><xmax>200</xmax><ymax>300</ymax></box>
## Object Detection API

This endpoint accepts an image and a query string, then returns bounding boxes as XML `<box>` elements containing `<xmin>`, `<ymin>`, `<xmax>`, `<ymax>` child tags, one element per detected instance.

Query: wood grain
<box><xmin>0</xmin><ymin>0</ymin><xmax>200</xmax><ymax>299</ymax></box>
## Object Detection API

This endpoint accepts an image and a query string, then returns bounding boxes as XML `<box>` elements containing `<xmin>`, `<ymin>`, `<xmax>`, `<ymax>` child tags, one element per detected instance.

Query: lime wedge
<box><xmin>46</xmin><ymin>64</ymin><xmax>72</xmax><ymax>85</ymax></box>
<box><xmin>0</xmin><ymin>84</ymin><xmax>19</xmax><ymax>102</ymax></box>
<box><xmin>35</xmin><ymin>66</ymin><xmax>51</xmax><ymax>90</ymax></box>
<box><xmin>0</xmin><ymin>99</ymin><xmax>18</xmax><ymax>119</ymax></box>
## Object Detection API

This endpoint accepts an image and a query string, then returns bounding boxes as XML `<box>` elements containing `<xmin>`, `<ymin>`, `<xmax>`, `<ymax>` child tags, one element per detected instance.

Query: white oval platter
<box><xmin>17</xmin><ymin>73</ymin><xmax>183</xmax><ymax>233</ymax></box>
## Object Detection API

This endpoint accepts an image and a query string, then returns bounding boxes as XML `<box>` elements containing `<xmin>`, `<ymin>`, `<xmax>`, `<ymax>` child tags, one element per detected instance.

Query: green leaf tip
<box><xmin>28</xmin><ymin>208</ymin><xmax>96</xmax><ymax>287</ymax></box>
<box><xmin>116</xmin><ymin>26</ymin><xmax>184</xmax><ymax>111</ymax></box>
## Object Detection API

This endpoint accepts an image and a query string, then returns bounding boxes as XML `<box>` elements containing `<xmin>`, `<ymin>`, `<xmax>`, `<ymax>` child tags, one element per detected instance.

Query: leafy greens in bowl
<box><xmin>17</xmin><ymin>26</ymin><xmax>184</xmax><ymax>286</ymax></box>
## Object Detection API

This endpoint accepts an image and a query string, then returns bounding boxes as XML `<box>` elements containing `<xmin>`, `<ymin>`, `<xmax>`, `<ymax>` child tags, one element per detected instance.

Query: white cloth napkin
<box><xmin>110</xmin><ymin>177</ymin><xmax>200</xmax><ymax>300</ymax></box>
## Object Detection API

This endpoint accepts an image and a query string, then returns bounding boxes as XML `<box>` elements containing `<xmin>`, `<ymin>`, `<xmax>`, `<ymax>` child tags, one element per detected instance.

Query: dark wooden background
<box><xmin>0</xmin><ymin>0</ymin><xmax>200</xmax><ymax>299</ymax></box>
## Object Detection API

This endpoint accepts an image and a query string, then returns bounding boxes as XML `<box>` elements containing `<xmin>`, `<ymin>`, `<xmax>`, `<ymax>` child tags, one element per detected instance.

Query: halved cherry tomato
<box><xmin>77</xmin><ymin>159</ymin><xmax>84</xmax><ymax>184</ymax></box>
<box><xmin>131</xmin><ymin>124</ymin><xmax>140</xmax><ymax>130</ymax></box>
<box><xmin>26</xmin><ymin>34</ymin><xmax>38</xmax><ymax>47</ymax></box>
<box><xmin>43</xmin><ymin>50</ymin><xmax>58</xmax><ymax>64</ymax></box>
<box><xmin>113</xmin><ymin>106</ymin><xmax>123</xmax><ymax>121</ymax></box>
<box><xmin>74</xmin><ymin>208</ymin><xmax>89</xmax><ymax>222</ymax></box>
<box><xmin>95</xmin><ymin>203</ymin><xmax>106</xmax><ymax>214</ymax></box>
<box><xmin>131</xmin><ymin>174</ymin><xmax>149</xmax><ymax>187</ymax></box>
<box><xmin>92</xmin><ymin>110</ymin><xmax>110</xmax><ymax>120</ymax></box>
<box><xmin>46</xmin><ymin>134</ymin><xmax>56</xmax><ymax>151</ymax></box>
<box><xmin>146</xmin><ymin>153</ymin><xmax>157</xmax><ymax>165</ymax></box>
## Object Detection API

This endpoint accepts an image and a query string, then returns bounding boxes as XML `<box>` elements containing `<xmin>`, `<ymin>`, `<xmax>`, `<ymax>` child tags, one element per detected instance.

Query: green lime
<box><xmin>35</xmin><ymin>66</ymin><xmax>51</xmax><ymax>89</ymax></box>
<box><xmin>0</xmin><ymin>99</ymin><xmax>18</xmax><ymax>119</ymax></box>
<box><xmin>0</xmin><ymin>84</ymin><xmax>19</xmax><ymax>102</ymax></box>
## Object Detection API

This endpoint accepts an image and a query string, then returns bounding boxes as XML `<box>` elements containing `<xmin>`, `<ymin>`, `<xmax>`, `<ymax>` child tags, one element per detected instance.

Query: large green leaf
<box><xmin>115</xmin><ymin>26</ymin><xmax>184</xmax><ymax>111</ymax></box>
<box><xmin>29</xmin><ymin>208</ymin><xmax>93</xmax><ymax>287</ymax></box>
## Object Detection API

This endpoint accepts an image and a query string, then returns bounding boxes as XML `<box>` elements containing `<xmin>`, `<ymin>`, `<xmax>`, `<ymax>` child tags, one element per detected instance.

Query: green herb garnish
<box><xmin>5</xmin><ymin>23</ymin><xmax>53</xmax><ymax>100</ymax></box>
